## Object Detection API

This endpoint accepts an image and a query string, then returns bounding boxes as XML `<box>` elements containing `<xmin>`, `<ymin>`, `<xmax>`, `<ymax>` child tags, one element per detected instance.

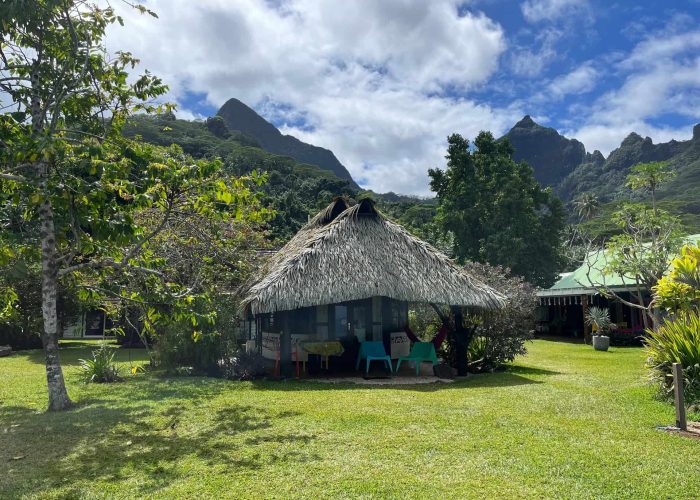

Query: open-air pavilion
<box><xmin>239</xmin><ymin>198</ymin><xmax>505</xmax><ymax>376</ymax></box>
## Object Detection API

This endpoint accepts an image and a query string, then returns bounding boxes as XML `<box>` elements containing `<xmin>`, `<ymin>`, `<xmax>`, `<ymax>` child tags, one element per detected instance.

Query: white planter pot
<box><xmin>592</xmin><ymin>335</ymin><xmax>610</xmax><ymax>351</ymax></box>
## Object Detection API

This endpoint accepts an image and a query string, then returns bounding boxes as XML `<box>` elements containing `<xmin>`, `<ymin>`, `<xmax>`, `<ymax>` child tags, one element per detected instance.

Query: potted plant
<box><xmin>585</xmin><ymin>306</ymin><xmax>615</xmax><ymax>351</ymax></box>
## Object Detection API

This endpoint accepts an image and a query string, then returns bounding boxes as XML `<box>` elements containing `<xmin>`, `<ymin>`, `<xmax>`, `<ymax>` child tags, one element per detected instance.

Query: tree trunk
<box><xmin>39</xmin><ymin>189</ymin><xmax>72</xmax><ymax>411</ymax></box>
<box><xmin>29</xmin><ymin>55</ymin><xmax>71</xmax><ymax>410</ymax></box>
<box><xmin>651</xmin><ymin>307</ymin><xmax>662</xmax><ymax>333</ymax></box>
<box><xmin>635</xmin><ymin>289</ymin><xmax>650</xmax><ymax>331</ymax></box>
<box><xmin>452</xmin><ymin>307</ymin><xmax>473</xmax><ymax>376</ymax></box>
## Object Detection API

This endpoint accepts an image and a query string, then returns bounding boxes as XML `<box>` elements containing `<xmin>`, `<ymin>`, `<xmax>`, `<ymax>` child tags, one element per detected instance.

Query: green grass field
<box><xmin>1</xmin><ymin>340</ymin><xmax>699</xmax><ymax>499</ymax></box>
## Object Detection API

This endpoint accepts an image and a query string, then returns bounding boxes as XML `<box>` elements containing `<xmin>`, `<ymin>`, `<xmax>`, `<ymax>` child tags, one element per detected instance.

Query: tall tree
<box><xmin>626</xmin><ymin>161</ymin><xmax>673</xmax><ymax>212</ymax></box>
<box><xmin>0</xmin><ymin>1</ymin><xmax>266</xmax><ymax>410</ymax></box>
<box><xmin>428</xmin><ymin>132</ymin><xmax>565</xmax><ymax>287</ymax></box>
<box><xmin>572</xmin><ymin>192</ymin><xmax>600</xmax><ymax>221</ymax></box>
<box><xmin>583</xmin><ymin>162</ymin><xmax>683</xmax><ymax>330</ymax></box>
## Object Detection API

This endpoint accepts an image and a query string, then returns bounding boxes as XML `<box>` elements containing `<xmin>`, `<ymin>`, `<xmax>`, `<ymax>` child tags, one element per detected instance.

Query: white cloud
<box><xmin>569</xmin><ymin>122</ymin><xmax>693</xmax><ymax>158</ymax></box>
<box><xmin>548</xmin><ymin>62</ymin><xmax>597</xmax><ymax>98</ymax></box>
<box><xmin>521</xmin><ymin>0</ymin><xmax>591</xmax><ymax>23</ymax></box>
<box><xmin>106</xmin><ymin>0</ymin><xmax>510</xmax><ymax>195</ymax></box>
<box><xmin>280</xmin><ymin>92</ymin><xmax>519</xmax><ymax>194</ymax></box>
<box><xmin>509</xmin><ymin>28</ymin><xmax>561</xmax><ymax>77</ymax></box>
<box><xmin>569</xmin><ymin>31</ymin><xmax>700</xmax><ymax>155</ymax></box>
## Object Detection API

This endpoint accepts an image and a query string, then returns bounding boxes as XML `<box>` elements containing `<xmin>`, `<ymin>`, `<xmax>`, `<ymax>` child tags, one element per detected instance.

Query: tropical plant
<box><xmin>425</xmin><ymin>262</ymin><xmax>536</xmax><ymax>373</ymax></box>
<box><xmin>572</xmin><ymin>192</ymin><xmax>600</xmax><ymax>221</ymax></box>
<box><xmin>625</xmin><ymin>161</ymin><xmax>674</xmax><ymax>212</ymax></box>
<box><xmin>78</xmin><ymin>344</ymin><xmax>121</xmax><ymax>384</ymax></box>
<box><xmin>581</xmin><ymin>160</ymin><xmax>683</xmax><ymax>331</ymax></box>
<box><xmin>654</xmin><ymin>243</ymin><xmax>700</xmax><ymax>313</ymax></box>
<box><xmin>584</xmin><ymin>306</ymin><xmax>615</xmax><ymax>336</ymax></box>
<box><xmin>645</xmin><ymin>311</ymin><xmax>700</xmax><ymax>406</ymax></box>
<box><xmin>222</xmin><ymin>350</ymin><xmax>268</xmax><ymax>381</ymax></box>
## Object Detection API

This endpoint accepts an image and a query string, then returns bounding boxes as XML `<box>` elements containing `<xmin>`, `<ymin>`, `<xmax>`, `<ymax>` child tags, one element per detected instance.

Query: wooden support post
<box><xmin>582</xmin><ymin>295</ymin><xmax>590</xmax><ymax>344</ymax></box>
<box><xmin>673</xmin><ymin>363</ymin><xmax>687</xmax><ymax>431</ymax></box>
<box><xmin>280</xmin><ymin>311</ymin><xmax>292</xmax><ymax>378</ymax></box>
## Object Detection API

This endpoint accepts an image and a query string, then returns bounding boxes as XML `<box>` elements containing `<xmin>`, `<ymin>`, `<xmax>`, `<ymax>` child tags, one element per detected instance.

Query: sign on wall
<box><xmin>261</xmin><ymin>332</ymin><xmax>281</xmax><ymax>360</ymax></box>
<box><xmin>390</xmin><ymin>331</ymin><xmax>410</xmax><ymax>359</ymax></box>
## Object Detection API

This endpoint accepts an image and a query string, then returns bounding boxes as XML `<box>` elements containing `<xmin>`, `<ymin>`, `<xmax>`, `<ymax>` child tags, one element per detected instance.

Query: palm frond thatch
<box><xmin>241</xmin><ymin>198</ymin><xmax>506</xmax><ymax>315</ymax></box>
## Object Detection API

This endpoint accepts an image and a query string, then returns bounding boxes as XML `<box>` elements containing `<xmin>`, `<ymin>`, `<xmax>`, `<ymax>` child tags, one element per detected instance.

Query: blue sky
<box><xmin>109</xmin><ymin>0</ymin><xmax>700</xmax><ymax>194</ymax></box>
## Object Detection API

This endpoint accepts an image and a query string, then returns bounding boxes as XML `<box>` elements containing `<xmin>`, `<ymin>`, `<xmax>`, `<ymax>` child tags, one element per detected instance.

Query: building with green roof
<box><xmin>536</xmin><ymin>234</ymin><xmax>700</xmax><ymax>341</ymax></box>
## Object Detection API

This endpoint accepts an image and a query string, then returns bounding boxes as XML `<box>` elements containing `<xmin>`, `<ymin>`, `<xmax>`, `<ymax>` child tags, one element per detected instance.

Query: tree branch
<box><xmin>0</xmin><ymin>172</ymin><xmax>32</xmax><ymax>183</ymax></box>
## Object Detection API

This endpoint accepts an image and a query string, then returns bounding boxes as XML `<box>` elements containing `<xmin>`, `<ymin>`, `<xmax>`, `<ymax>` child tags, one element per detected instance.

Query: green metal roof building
<box><xmin>536</xmin><ymin>234</ymin><xmax>700</xmax><ymax>340</ymax></box>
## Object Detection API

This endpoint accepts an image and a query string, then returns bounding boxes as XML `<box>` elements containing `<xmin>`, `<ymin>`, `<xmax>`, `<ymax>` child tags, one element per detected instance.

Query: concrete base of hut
<box><xmin>310</xmin><ymin>375</ymin><xmax>454</xmax><ymax>386</ymax></box>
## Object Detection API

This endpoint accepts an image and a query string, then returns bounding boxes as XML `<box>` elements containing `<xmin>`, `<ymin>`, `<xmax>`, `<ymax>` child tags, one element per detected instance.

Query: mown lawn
<box><xmin>1</xmin><ymin>340</ymin><xmax>699</xmax><ymax>499</ymax></box>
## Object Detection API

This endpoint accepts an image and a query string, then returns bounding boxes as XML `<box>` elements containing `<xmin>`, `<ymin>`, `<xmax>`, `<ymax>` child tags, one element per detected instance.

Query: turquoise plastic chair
<box><xmin>396</xmin><ymin>342</ymin><xmax>438</xmax><ymax>375</ymax></box>
<box><xmin>355</xmin><ymin>341</ymin><xmax>393</xmax><ymax>375</ymax></box>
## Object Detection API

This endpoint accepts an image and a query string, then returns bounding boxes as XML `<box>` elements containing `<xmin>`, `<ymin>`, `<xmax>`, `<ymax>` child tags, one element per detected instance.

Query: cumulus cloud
<box><xmin>103</xmin><ymin>1</ymin><xmax>698</xmax><ymax>193</ymax></box>
<box><xmin>548</xmin><ymin>62</ymin><xmax>597</xmax><ymax>98</ymax></box>
<box><xmin>106</xmin><ymin>0</ymin><xmax>510</xmax><ymax>195</ymax></box>
<box><xmin>569</xmin><ymin>31</ymin><xmax>700</xmax><ymax>155</ymax></box>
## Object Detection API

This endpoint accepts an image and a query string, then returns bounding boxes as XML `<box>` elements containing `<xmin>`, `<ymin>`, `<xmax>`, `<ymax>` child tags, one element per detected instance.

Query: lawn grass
<box><xmin>1</xmin><ymin>340</ymin><xmax>699</xmax><ymax>499</ymax></box>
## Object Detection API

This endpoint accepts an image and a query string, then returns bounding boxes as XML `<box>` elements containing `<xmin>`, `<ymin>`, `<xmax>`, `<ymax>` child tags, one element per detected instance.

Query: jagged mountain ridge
<box><xmin>503</xmin><ymin>117</ymin><xmax>700</xmax><ymax>227</ymax></box>
<box><xmin>216</xmin><ymin>98</ymin><xmax>359</xmax><ymax>189</ymax></box>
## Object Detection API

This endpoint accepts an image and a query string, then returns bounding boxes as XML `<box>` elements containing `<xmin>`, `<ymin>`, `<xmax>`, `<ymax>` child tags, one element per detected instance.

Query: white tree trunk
<box><xmin>39</xmin><ymin>188</ymin><xmax>72</xmax><ymax>411</ymax></box>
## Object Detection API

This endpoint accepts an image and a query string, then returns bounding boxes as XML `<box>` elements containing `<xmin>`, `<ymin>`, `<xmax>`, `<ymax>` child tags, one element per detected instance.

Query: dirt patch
<box><xmin>308</xmin><ymin>376</ymin><xmax>454</xmax><ymax>386</ymax></box>
<box><xmin>658</xmin><ymin>422</ymin><xmax>700</xmax><ymax>440</ymax></box>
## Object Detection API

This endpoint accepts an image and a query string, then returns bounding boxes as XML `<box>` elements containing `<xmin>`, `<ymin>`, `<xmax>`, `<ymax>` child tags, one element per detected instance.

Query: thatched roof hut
<box><xmin>241</xmin><ymin>198</ymin><xmax>505</xmax><ymax>315</ymax></box>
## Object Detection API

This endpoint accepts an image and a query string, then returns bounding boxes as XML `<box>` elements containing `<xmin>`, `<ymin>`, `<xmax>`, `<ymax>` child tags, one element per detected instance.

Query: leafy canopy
<box><xmin>0</xmin><ymin>0</ymin><xmax>271</xmax><ymax>409</ymax></box>
<box><xmin>428</xmin><ymin>132</ymin><xmax>565</xmax><ymax>286</ymax></box>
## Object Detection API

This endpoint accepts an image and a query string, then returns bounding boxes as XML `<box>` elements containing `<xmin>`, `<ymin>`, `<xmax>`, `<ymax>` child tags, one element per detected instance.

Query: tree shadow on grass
<box><xmin>0</xmin><ymin>379</ymin><xmax>317</xmax><ymax>497</ymax></box>
<box><xmin>506</xmin><ymin>365</ymin><xmax>560</xmax><ymax>377</ymax></box>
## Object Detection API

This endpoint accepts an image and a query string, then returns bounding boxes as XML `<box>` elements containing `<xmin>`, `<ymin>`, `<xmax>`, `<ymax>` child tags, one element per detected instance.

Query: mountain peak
<box><xmin>216</xmin><ymin>98</ymin><xmax>358</xmax><ymax>188</ymax></box>
<box><xmin>621</xmin><ymin>132</ymin><xmax>645</xmax><ymax>146</ymax></box>
<box><xmin>514</xmin><ymin>115</ymin><xmax>538</xmax><ymax>129</ymax></box>
<box><xmin>693</xmin><ymin>123</ymin><xmax>700</xmax><ymax>141</ymax></box>
<box><xmin>504</xmin><ymin>116</ymin><xmax>586</xmax><ymax>186</ymax></box>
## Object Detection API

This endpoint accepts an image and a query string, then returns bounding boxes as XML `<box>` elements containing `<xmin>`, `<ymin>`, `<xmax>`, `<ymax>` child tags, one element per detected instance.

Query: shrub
<box><xmin>0</xmin><ymin>325</ymin><xmax>42</xmax><ymax>350</ymax></box>
<box><xmin>152</xmin><ymin>321</ymin><xmax>240</xmax><ymax>377</ymax></box>
<box><xmin>222</xmin><ymin>350</ymin><xmax>268</xmax><ymax>380</ymax></box>
<box><xmin>78</xmin><ymin>344</ymin><xmax>121</xmax><ymax>383</ymax></box>
<box><xmin>465</xmin><ymin>263</ymin><xmax>536</xmax><ymax>371</ymax></box>
<box><xmin>645</xmin><ymin>311</ymin><xmax>700</xmax><ymax>405</ymax></box>
<box><xmin>425</xmin><ymin>263</ymin><xmax>535</xmax><ymax>373</ymax></box>
<box><xmin>413</xmin><ymin>263</ymin><xmax>535</xmax><ymax>372</ymax></box>
<box><xmin>585</xmin><ymin>306</ymin><xmax>616</xmax><ymax>335</ymax></box>
<box><xmin>654</xmin><ymin>243</ymin><xmax>700</xmax><ymax>313</ymax></box>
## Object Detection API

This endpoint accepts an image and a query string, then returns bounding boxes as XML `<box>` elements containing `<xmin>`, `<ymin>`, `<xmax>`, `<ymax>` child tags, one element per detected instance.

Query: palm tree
<box><xmin>573</xmin><ymin>192</ymin><xmax>600</xmax><ymax>221</ymax></box>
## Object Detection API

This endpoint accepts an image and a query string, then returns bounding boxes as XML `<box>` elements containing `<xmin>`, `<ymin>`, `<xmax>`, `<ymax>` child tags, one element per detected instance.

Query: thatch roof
<box><xmin>241</xmin><ymin>198</ymin><xmax>506</xmax><ymax>315</ymax></box>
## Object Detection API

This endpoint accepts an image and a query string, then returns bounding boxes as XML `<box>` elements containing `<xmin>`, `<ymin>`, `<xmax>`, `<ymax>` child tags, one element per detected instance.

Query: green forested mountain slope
<box><xmin>216</xmin><ymin>98</ymin><xmax>359</xmax><ymax>188</ymax></box>
<box><xmin>122</xmin><ymin>113</ymin><xmax>432</xmax><ymax>242</ymax></box>
<box><xmin>504</xmin><ymin>115</ymin><xmax>586</xmax><ymax>186</ymax></box>
<box><xmin>123</xmin><ymin>113</ymin><xmax>358</xmax><ymax>241</ymax></box>
<box><xmin>505</xmin><ymin>117</ymin><xmax>700</xmax><ymax>230</ymax></box>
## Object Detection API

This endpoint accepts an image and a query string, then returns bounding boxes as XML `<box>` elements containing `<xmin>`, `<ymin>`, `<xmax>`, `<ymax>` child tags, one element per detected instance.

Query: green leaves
<box><xmin>626</xmin><ymin>161</ymin><xmax>674</xmax><ymax>193</ymax></box>
<box><xmin>605</xmin><ymin>203</ymin><xmax>683</xmax><ymax>288</ymax></box>
<box><xmin>429</xmin><ymin>131</ymin><xmax>565</xmax><ymax>286</ymax></box>
<box><xmin>654</xmin><ymin>243</ymin><xmax>700</xmax><ymax>313</ymax></box>
<box><xmin>584</xmin><ymin>306</ymin><xmax>614</xmax><ymax>334</ymax></box>
<box><xmin>0</xmin><ymin>1</ymin><xmax>275</xmax><ymax>397</ymax></box>
<box><xmin>645</xmin><ymin>311</ymin><xmax>700</xmax><ymax>404</ymax></box>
